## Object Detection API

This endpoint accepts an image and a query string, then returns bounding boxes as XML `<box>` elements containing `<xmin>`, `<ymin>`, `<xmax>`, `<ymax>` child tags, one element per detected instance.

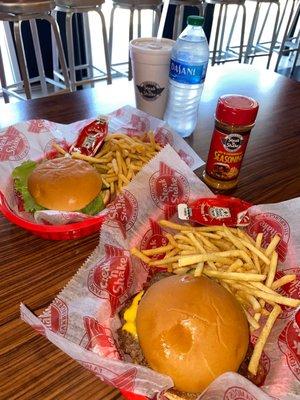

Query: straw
<box><xmin>157</xmin><ymin>0</ymin><xmax>170</xmax><ymax>40</ymax></box>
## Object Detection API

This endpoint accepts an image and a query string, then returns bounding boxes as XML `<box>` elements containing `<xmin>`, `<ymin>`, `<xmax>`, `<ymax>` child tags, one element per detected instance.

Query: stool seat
<box><xmin>206</xmin><ymin>0</ymin><xmax>243</xmax><ymax>4</ymax></box>
<box><xmin>0</xmin><ymin>1</ymin><xmax>55</xmax><ymax>14</ymax></box>
<box><xmin>113</xmin><ymin>0</ymin><xmax>161</xmax><ymax>6</ymax></box>
<box><xmin>55</xmin><ymin>0</ymin><xmax>103</xmax><ymax>7</ymax></box>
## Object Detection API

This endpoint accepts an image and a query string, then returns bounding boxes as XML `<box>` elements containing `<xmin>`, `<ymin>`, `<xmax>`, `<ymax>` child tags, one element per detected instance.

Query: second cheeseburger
<box><xmin>118</xmin><ymin>274</ymin><xmax>249</xmax><ymax>395</ymax></box>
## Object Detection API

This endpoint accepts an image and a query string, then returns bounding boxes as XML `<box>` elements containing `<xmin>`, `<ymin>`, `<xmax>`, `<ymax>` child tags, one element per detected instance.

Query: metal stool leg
<box><xmin>218</xmin><ymin>3</ymin><xmax>228</xmax><ymax>63</ymax></box>
<box><xmin>226</xmin><ymin>5</ymin><xmax>239</xmax><ymax>51</ymax></box>
<box><xmin>176</xmin><ymin>5</ymin><xmax>184</xmax><ymax>38</ymax></box>
<box><xmin>153</xmin><ymin>5</ymin><xmax>161</xmax><ymax>36</ymax></box>
<box><xmin>256</xmin><ymin>3</ymin><xmax>272</xmax><ymax>46</ymax></box>
<box><xmin>211</xmin><ymin>4</ymin><xmax>224</xmax><ymax>66</ymax></box>
<box><xmin>0</xmin><ymin>46</ymin><xmax>9</xmax><ymax>103</ymax></box>
<box><xmin>275</xmin><ymin>0</ymin><xmax>296</xmax><ymax>72</ymax></box>
<box><xmin>172</xmin><ymin>5</ymin><xmax>180</xmax><ymax>40</ymax></box>
<box><xmin>267</xmin><ymin>2</ymin><xmax>280</xmax><ymax>69</ymax></box>
<box><xmin>244</xmin><ymin>1</ymin><xmax>260</xmax><ymax>64</ymax></box>
<box><xmin>109</xmin><ymin>3</ymin><xmax>117</xmax><ymax>66</ymax></box>
<box><xmin>13</xmin><ymin>20</ymin><xmax>32</xmax><ymax>99</ymax></box>
<box><xmin>138</xmin><ymin>9</ymin><xmax>141</xmax><ymax>37</ymax></box>
<box><xmin>239</xmin><ymin>4</ymin><xmax>246</xmax><ymax>64</ymax></box>
<box><xmin>29</xmin><ymin>19</ymin><xmax>48</xmax><ymax>96</ymax></box>
<box><xmin>83</xmin><ymin>12</ymin><xmax>94</xmax><ymax>87</ymax></box>
<box><xmin>51</xmin><ymin>9</ymin><xmax>59</xmax><ymax>85</ymax></box>
<box><xmin>128</xmin><ymin>7</ymin><xmax>134</xmax><ymax>81</ymax></box>
<box><xmin>44</xmin><ymin>13</ymin><xmax>70</xmax><ymax>91</ymax></box>
<box><xmin>65</xmin><ymin>11</ymin><xmax>76</xmax><ymax>91</ymax></box>
<box><xmin>290</xmin><ymin>31</ymin><xmax>300</xmax><ymax>78</ymax></box>
<box><xmin>95</xmin><ymin>8</ymin><xmax>112</xmax><ymax>84</ymax></box>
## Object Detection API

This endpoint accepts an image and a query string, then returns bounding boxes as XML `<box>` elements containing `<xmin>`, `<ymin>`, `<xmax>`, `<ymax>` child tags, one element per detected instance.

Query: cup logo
<box><xmin>81</xmin><ymin>317</ymin><xmax>120</xmax><ymax>359</ymax></box>
<box><xmin>40</xmin><ymin>297</ymin><xmax>68</xmax><ymax>336</ymax></box>
<box><xmin>79</xmin><ymin>361</ymin><xmax>137</xmax><ymax>392</ymax></box>
<box><xmin>87</xmin><ymin>245</ymin><xmax>133</xmax><ymax>315</ymax></box>
<box><xmin>246</xmin><ymin>213</ymin><xmax>290</xmax><ymax>262</ymax></box>
<box><xmin>278</xmin><ymin>311</ymin><xmax>300</xmax><ymax>381</ymax></box>
<box><xmin>106</xmin><ymin>190</ymin><xmax>138</xmax><ymax>238</ymax></box>
<box><xmin>140</xmin><ymin>219</ymin><xmax>169</xmax><ymax>272</ymax></box>
<box><xmin>137</xmin><ymin>81</ymin><xmax>164</xmax><ymax>101</ymax></box>
<box><xmin>149</xmin><ymin>162</ymin><xmax>190</xmax><ymax>219</ymax></box>
<box><xmin>0</xmin><ymin>126</ymin><xmax>29</xmax><ymax>161</ymax></box>
<box><xmin>154</xmin><ymin>127</ymin><xmax>174</xmax><ymax>146</ymax></box>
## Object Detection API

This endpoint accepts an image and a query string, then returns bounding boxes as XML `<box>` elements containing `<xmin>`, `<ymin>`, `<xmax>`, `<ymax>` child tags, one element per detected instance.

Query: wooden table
<box><xmin>1</xmin><ymin>65</ymin><xmax>300</xmax><ymax>400</ymax></box>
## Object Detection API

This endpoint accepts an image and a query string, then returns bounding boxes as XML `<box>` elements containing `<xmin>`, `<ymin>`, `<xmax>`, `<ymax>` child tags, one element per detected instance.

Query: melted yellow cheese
<box><xmin>122</xmin><ymin>290</ymin><xmax>144</xmax><ymax>337</ymax></box>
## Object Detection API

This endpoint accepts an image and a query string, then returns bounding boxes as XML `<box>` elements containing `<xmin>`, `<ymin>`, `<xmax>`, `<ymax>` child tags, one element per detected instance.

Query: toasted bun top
<box><xmin>28</xmin><ymin>157</ymin><xmax>102</xmax><ymax>211</ymax></box>
<box><xmin>136</xmin><ymin>275</ymin><xmax>249</xmax><ymax>394</ymax></box>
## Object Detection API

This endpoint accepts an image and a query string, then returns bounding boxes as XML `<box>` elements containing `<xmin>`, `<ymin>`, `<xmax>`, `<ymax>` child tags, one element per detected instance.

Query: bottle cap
<box><xmin>215</xmin><ymin>94</ymin><xmax>259</xmax><ymax>126</ymax></box>
<box><xmin>187</xmin><ymin>15</ymin><xmax>204</xmax><ymax>27</ymax></box>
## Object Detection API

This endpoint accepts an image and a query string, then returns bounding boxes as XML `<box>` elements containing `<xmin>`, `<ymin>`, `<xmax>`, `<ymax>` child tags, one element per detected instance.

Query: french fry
<box><xmin>265</xmin><ymin>234</ymin><xmax>281</xmax><ymax>257</ymax></box>
<box><xmin>131</xmin><ymin>247</ymin><xmax>151</xmax><ymax>264</ymax></box>
<box><xmin>52</xmin><ymin>142</ymin><xmax>67</xmax><ymax>155</ymax></box>
<box><xmin>271</xmin><ymin>274</ymin><xmax>297</xmax><ymax>290</ymax></box>
<box><xmin>203</xmin><ymin>269</ymin><xmax>266</xmax><ymax>282</ymax></box>
<box><xmin>178</xmin><ymin>250</ymin><xmax>253</xmax><ymax>268</ymax></box>
<box><xmin>248</xmin><ymin>305</ymin><xmax>282</xmax><ymax>375</ymax></box>
<box><xmin>265</xmin><ymin>251</ymin><xmax>278</xmax><ymax>288</ymax></box>
<box><xmin>142</xmin><ymin>244</ymin><xmax>174</xmax><ymax>256</ymax></box>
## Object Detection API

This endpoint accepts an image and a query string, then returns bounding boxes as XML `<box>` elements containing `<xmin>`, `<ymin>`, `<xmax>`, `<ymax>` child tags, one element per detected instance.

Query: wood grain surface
<box><xmin>0</xmin><ymin>64</ymin><xmax>299</xmax><ymax>400</ymax></box>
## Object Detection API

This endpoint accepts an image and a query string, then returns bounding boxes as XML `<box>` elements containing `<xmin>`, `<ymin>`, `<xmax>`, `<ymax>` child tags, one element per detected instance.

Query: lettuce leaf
<box><xmin>12</xmin><ymin>160</ymin><xmax>105</xmax><ymax>215</ymax></box>
<box><xmin>80</xmin><ymin>193</ymin><xmax>105</xmax><ymax>215</ymax></box>
<box><xmin>12</xmin><ymin>160</ymin><xmax>46</xmax><ymax>212</ymax></box>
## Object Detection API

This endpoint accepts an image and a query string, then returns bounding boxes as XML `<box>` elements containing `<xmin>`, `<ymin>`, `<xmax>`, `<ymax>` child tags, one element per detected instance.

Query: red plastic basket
<box><xmin>120</xmin><ymin>390</ymin><xmax>148</xmax><ymax>400</ymax></box>
<box><xmin>0</xmin><ymin>191</ymin><xmax>106</xmax><ymax>240</ymax></box>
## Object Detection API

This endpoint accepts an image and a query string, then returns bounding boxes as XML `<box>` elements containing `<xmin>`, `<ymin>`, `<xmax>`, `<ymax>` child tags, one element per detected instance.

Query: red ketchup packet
<box><xmin>70</xmin><ymin>116</ymin><xmax>108</xmax><ymax>156</ymax></box>
<box><xmin>177</xmin><ymin>195</ymin><xmax>252</xmax><ymax>227</ymax></box>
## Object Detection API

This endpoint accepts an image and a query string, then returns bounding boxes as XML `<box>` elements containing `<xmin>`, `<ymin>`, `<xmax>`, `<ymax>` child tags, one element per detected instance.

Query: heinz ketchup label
<box><xmin>178</xmin><ymin>195</ymin><xmax>251</xmax><ymax>227</ymax></box>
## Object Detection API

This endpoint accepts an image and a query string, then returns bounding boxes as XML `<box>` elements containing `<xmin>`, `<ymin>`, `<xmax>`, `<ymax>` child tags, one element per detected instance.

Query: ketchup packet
<box><xmin>70</xmin><ymin>116</ymin><xmax>108</xmax><ymax>156</ymax></box>
<box><xmin>177</xmin><ymin>195</ymin><xmax>252</xmax><ymax>227</ymax></box>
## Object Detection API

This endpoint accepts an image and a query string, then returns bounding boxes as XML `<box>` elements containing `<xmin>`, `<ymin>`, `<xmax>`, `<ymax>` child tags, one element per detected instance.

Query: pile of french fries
<box><xmin>54</xmin><ymin>132</ymin><xmax>162</xmax><ymax>206</ymax></box>
<box><xmin>131</xmin><ymin>220</ymin><xmax>300</xmax><ymax>377</ymax></box>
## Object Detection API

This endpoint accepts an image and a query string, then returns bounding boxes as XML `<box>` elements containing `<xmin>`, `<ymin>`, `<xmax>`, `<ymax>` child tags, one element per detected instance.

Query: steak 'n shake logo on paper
<box><xmin>140</xmin><ymin>219</ymin><xmax>168</xmax><ymax>272</ymax></box>
<box><xmin>0</xmin><ymin>126</ymin><xmax>29</xmax><ymax>161</ymax></box>
<box><xmin>278</xmin><ymin>311</ymin><xmax>300</xmax><ymax>381</ymax></box>
<box><xmin>154</xmin><ymin>127</ymin><xmax>174</xmax><ymax>146</ymax></box>
<box><xmin>79</xmin><ymin>361</ymin><xmax>137</xmax><ymax>392</ymax></box>
<box><xmin>130</xmin><ymin>114</ymin><xmax>151</xmax><ymax>132</ymax></box>
<box><xmin>88</xmin><ymin>245</ymin><xmax>133</xmax><ymax>315</ymax></box>
<box><xmin>246</xmin><ymin>213</ymin><xmax>290</xmax><ymax>262</ymax></box>
<box><xmin>40</xmin><ymin>297</ymin><xmax>68</xmax><ymax>336</ymax></box>
<box><xmin>223</xmin><ymin>386</ymin><xmax>257</xmax><ymax>400</ymax></box>
<box><xmin>272</xmin><ymin>268</ymin><xmax>300</xmax><ymax>319</ymax></box>
<box><xmin>27</xmin><ymin>119</ymin><xmax>49</xmax><ymax>134</ymax></box>
<box><xmin>80</xmin><ymin>317</ymin><xmax>120</xmax><ymax>359</ymax></box>
<box><xmin>177</xmin><ymin>149</ymin><xmax>194</xmax><ymax>167</ymax></box>
<box><xmin>106</xmin><ymin>190</ymin><xmax>138</xmax><ymax>238</ymax></box>
<box><xmin>149</xmin><ymin>162</ymin><xmax>190</xmax><ymax>219</ymax></box>
<box><xmin>43</xmin><ymin>139</ymin><xmax>69</xmax><ymax>159</ymax></box>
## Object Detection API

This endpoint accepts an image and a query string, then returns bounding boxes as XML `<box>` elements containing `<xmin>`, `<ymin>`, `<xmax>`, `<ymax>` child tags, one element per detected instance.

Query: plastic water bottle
<box><xmin>164</xmin><ymin>16</ymin><xmax>209</xmax><ymax>138</ymax></box>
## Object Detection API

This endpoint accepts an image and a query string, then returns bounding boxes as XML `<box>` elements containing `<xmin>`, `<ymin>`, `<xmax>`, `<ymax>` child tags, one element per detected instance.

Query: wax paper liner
<box><xmin>21</xmin><ymin>145</ymin><xmax>299</xmax><ymax>399</ymax></box>
<box><xmin>0</xmin><ymin>104</ymin><xmax>203</xmax><ymax>225</ymax></box>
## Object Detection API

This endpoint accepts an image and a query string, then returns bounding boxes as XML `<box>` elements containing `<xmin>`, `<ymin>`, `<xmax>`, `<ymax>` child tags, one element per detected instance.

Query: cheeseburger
<box><xmin>12</xmin><ymin>157</ymin><xmax>104</xmax><ymax>215</ymax></box>
<box><xmin>118</xmin><ymin>274</ymin><xmax>250</xmax><ymax>397</ymax></box>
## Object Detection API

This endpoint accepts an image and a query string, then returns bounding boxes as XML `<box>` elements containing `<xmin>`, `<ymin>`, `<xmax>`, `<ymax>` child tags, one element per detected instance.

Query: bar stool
<box><xmin>206</xmin><ymin>0</ymin><xmax>246</xmax><ymax>65</ymax></box>
<box><xmin>0</xmin><ymin>0</ymin><xmax>70</xmax><ymax>101</ymax></box>
<box><xmin>0</xmin><ymin>45</ymin><xmax>9</xmax><ymax>104</ymax></box>
<box><xmin>170</xmin><ymin>0</ymin><xmax>204</xmax><ymax>39</ymax></box>
<box><xmin>275</xmin><ymin>0</ymin><xmax>300</xmax><ymax>77</ymax></box>
<box><xmin>53</xmin><ymin>0</ymin><xmax>111</xmax><ymax>91</ymax></box>
<box><xmin>243</xmin><ymin>0</ymin><xmax>280</xmax><ymax>68</ymax></box>
<box><xmin>109</xmin><ymin>0</ymin><xmax>162</xmax><ymax>80</ymax></box>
